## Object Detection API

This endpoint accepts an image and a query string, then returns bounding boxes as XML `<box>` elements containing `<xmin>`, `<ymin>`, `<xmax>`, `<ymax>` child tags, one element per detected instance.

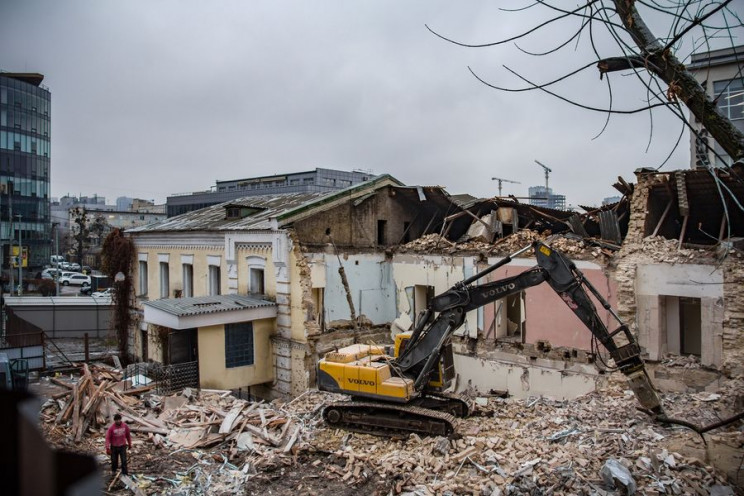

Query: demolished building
<box><xmin>126</xmin><ymin>175</ymin><xmax>467</xmax><ymax>399</ymax></box>
<box><xmin>126</xmin><ymin>164</ymin><xmax>744</xmax><ymax>405</ymax></box>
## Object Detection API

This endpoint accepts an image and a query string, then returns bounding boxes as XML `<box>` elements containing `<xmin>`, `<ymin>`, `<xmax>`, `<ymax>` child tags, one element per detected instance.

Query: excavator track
<box><xmin>416</xmin><ymin>391</ymin><xmax>473</xmax><ymax>418</ymax></box>
<box><xmin>322</xmin><ymin>401</ymin><xmax>458</xmax><ymax>438</ymax></box>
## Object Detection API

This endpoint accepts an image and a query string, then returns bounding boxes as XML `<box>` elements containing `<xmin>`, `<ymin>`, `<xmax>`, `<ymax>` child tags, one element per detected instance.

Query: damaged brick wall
<box><xmin>612</xmin><ymin>171</ymin><xmax>744</xmax><ymax>377</ymax></box>
<box><xmin>292</xmin><ymin>186</ymin><xmax>435</xmax><ymax>248</ymax></box>
<box><xmin>721</xmin><ymin>256</ymin><xmax>744</xmax><ymax>376</ymax></box>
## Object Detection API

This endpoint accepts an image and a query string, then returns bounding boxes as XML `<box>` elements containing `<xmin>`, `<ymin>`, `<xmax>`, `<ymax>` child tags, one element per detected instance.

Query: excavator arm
<box><xmin>394</xmin><ymin>241</ymin><xmax>664</xmax><ymax>415</ymax></box>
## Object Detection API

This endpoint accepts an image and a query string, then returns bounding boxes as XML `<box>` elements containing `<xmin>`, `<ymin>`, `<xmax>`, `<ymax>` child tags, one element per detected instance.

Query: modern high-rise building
<box><xmin>0</xmin><ymin>72</ymin><xmax>52</xmax><ymax>271</ymax></box>
<box><xmin>688</xmin><ymin>45</ymin><xmax>744</xmax><ymax>169</ymax></box>
<box><xmin>528</xmin><ymin>185</ymin><xmax>566</xmax><ymax>210</ymax></box>
<box><xmin>166</xmin><ymin>168</ymin><xmax>376</xmax><ymax>217</ymax></box>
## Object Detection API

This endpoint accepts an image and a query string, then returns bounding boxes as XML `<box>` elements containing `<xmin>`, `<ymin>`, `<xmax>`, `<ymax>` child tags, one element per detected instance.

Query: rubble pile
<box><xmin>621</xmin><ymin>236</ymin><xmax>722</xmax><ymax>264</ymax></box>
<box><xmin>40</xmin><ymin>365</ymin><xmax>323</xmax><ymax>494</ymax></box>
<box><xmin>306</xmin><ymin>377</ymin><xmax>742</xmax><ymax>495</ymax></box>
<box><xmin>397</xmin><ymin>230</ymin><xmax>606</xmax><ymax>261</ymax></box>
<box><xmin>38</xmin><ymin>364</ymin><xmax>742</xmax><ymax>495</ymax></box>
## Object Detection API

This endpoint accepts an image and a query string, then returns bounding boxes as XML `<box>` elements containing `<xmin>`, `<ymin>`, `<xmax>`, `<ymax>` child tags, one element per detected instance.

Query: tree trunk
<box><xmin>610</xmin><ymin>0</ymin><xmax>744</xmax><ymax>163</ymax></box>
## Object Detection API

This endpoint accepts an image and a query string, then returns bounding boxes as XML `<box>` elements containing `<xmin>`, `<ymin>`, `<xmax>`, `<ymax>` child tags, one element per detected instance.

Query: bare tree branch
<box><xmin>611</xmin><ymin>0</ymin><xmax>744</xmax><ymax>161</ymax></box>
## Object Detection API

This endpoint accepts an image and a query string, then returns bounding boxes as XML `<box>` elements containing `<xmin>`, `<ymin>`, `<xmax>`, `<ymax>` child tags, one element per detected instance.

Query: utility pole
<box><xmin>16</xmin><ymin>214</ymin><xmax>22</xmax><ymax>296</ymax></box>
<box><xmin>53</xmin><ymin>222</ymin><xmax>60</xmax><ymax>296</ymax></box>
<box><xmin>534</xmin><ymin>160</ymin><xmax>552</xmax><ymax>193</ymax></box>
<box><xmin>491</xmin><ymin>177</ymin><xmax>521</xmax><ymax>196</ymax></box>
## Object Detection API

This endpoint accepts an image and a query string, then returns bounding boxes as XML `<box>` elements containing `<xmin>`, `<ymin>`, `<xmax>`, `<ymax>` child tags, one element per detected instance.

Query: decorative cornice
<box><xmin>132</xmin><ymin>232</ymin><xmax>225</xmax><ymax>248</ymax></box>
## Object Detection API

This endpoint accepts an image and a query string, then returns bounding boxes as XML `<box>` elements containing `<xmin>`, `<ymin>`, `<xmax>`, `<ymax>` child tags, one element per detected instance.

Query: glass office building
<box><xmin>0</xmin><ymin>72</ymin><xmax>52</xmax><ymax>272</ymax></box>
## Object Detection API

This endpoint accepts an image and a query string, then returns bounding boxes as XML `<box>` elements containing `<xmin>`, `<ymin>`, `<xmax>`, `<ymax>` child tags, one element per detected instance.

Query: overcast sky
<box><xmin>2</xmin><ymin>1</ymin><xmax>739</xmax><ymax>208</ymax></box>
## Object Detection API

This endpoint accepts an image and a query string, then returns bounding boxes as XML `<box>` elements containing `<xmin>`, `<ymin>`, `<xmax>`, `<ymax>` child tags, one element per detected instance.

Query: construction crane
<box><xmin>534</xmin><ymin>160</ymin><xmax>552</xmax><ymax>192</ymax></box>
<box><xmin>491</xmin><ymin>177</ymin><xmax>521</xmax><ymax>196</ymax></box>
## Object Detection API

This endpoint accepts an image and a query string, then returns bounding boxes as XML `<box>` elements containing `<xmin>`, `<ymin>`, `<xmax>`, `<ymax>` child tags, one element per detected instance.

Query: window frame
<box><xmin>138</xmin><ymin>260</ymin><xmax>148</xmax><ymax>296</ymax></box>
<box><xmin>159</xmin><ymin>261</ymin><xmax>170</xmax><ymax>298</ymax></box>
<box><xmin>224</xmin><ymin>322</ymin><xmax>254</xmax><ymax>368</ymax></box>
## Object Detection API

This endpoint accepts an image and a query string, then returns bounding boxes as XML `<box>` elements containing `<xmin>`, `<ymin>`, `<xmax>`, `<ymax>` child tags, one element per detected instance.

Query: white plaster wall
<box><xmin>636</xmin><ymin>264</ymin><xmax>724</xmax><ymax>367</ymax></box>
<box><xmin>392</xmin><ymin>255</ymin><xmax>478</xmax><ymax>338</ymax></box>
<box><xmin>453</xmin><ymin>353</ymin><xmax>602</xmax><ymax>400</ymax></box>
<box><xmin>323</xmin><ymin>253</ymin><xmax>396</xmax><ymax>325</ymax></box>
<box><xmin>636</xmin><ymin>264</ymin><xmax>724</xmax><ymax>298</ymax></box>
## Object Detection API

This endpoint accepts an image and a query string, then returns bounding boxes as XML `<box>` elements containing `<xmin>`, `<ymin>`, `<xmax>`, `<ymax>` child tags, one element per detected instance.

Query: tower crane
<box><xmin>534</xmin><ymin>160</ymin><xmax>552</xmax><ymax>193</ymax></box>
<box><xmin>491</xmin><ymin>177</ymin><xmax>521</xmax><ymax>196</ymax></box>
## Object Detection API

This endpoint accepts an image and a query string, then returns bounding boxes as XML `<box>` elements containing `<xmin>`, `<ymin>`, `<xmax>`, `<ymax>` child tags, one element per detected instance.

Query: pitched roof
<box><xmin>127</xmin><ymin>174</ymin><xmax>404</xmax><ymax>233</ymax></box>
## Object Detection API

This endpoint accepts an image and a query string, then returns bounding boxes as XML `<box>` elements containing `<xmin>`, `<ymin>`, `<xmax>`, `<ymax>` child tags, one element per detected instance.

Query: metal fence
<box><xmin>124</xmin><ymin>361</ymin><xmax>199</xmax><ymax>395</ymax></box>
<box><xmin>0</xmin><ymin>332</ymin><xmax>45</xmax><ymax>370</ymax></box>
<box><xmin>153</xmin><ymin>361</ymin><xmax>199</xmax><ymax>395</ymax></box>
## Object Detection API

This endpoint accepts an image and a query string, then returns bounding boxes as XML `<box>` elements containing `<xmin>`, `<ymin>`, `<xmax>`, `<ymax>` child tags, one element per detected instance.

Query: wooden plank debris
<box><xmin>219</xmin><ymin>403</ymin><xmax>246</xmax><ymax>434</ymax></box>
<box><xmin>39</xmin><ymin>373</ymin><xmax>740</xmax><ymax>495</ymax></box>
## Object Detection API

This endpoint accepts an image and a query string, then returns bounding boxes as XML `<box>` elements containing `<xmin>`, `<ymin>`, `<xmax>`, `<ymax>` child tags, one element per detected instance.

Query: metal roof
<box><xmin>127</xmin><ymin>191</ymin><xmax>328</xmax><ymax>233</ymax></box>
<box><xmin>128</xmin><ymin>174</ymin><xmax>404</xmax><ymax>234</ymax></box>
<box><xmin>142</xmin><ymin>294</ymin><xmax>276</xmax><ymax>317</ymax></box>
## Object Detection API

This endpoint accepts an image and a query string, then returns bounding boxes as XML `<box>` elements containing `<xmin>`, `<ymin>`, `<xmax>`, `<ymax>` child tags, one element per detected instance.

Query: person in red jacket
<box><xmin>105</xmin><ymin>413</ymin><xmax>132</xmax><ymax>475</ymax></box>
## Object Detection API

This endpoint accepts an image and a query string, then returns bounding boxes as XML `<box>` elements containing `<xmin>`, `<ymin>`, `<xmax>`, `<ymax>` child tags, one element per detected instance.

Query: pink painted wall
<box><xmin>481</xmin><ymin>263</ymin><xmax>618</xmax><ymax>351</ymax></box>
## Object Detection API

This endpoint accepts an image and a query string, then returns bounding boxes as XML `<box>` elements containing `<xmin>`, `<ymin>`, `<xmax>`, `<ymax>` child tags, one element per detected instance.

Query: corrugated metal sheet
<box><xmin>568</xmin><ymin>215</ymin><xmax>589</xmax><ymax>237</ymax></box>
<box><xmin>143</xmin><ymin>294</ymin><xmax>276</xmax><ymax>317</ymax></box>
<box><xmin>128</xmin><ymin>191</ymin><xmax>329</xmax><ymax>233</ymax></box>
<box><xmin>598</xmin><ymin>210</ymin><xmax>622</xmax><ymax>244</ymax></box>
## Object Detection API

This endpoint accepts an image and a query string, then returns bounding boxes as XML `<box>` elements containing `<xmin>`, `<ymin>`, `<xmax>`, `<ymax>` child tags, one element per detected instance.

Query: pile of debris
<box><xmin>621</xmin><ymin>235</ymin><xmax>722</xmax><ymax>263</ymax></box>
<box><xmin>40</xmin><ymin>364</ymin><xmax>317</xmax><ymax>494</ymax></box>
<box><xmin>38</xmin><ymin>363</ymin><xmax>742</xmax><ymax>495</ymax></box>
<box><xmin>397</xmin><ymin>230</ymin><xmax>606</xmax><ymax>261</ymax></box>
<box><xmin>305</xmin><ymin>376</ymin><xmax>742</xmax><ymax>495</ymax></box>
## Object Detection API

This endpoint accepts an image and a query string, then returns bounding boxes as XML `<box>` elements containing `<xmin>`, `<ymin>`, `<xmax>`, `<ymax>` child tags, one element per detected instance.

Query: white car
<box><xmin>41</xmin><ymin>268</ymin><xmax>62</xmax><ymax>280</ymax></box>
<box><xmin>91</xmin><ymin>288</ymin><xmax>113</xmax><ymax>298</ymax></box>
<box><xmin>59</xmin><ymin>274</ymin><xmax>91</xmax><ymax>287</ymax></box>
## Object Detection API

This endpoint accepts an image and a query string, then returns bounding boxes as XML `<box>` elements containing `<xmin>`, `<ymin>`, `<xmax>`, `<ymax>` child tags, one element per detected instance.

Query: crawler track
<box><xmin>322</xmin><ymin>401</ymin><xmax>458</xmax><ymax>437</ymax></box>
<box><xmin>414</xmin><ymin>391</ymin><xmax>473</xmax><ymax>418</ymax></box>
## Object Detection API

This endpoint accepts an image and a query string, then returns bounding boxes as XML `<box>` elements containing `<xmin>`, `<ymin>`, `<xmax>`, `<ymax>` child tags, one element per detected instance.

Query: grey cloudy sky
<box><xmin>1</xmin><ymin>1</ymin><xmax>734</xmax><ymax>207</ymax></box>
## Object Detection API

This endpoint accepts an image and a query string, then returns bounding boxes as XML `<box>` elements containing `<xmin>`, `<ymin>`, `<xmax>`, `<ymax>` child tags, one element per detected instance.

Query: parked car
<box><xmin>91</xmin><ymin>287</ymin><xmax>113</xmax><ymax>298</ymax></box>
<box><xmin>50</xmin><ymin>255</ymin><xmax>65</xmax><ymax>266</ymax></box>
<box><xmin>41</xmin><ymin>268</ymin><xmax>61</xmax><ymax>280</ymax></box>
<box><xmin>59</xmin><ymin>274</ymin><xmax>91</xmax><ymax>287</ymax></box>
<box><xmin>68</xmin><ymin>262</ymin><xmax>81</xmax><ymax>272</ymax></box>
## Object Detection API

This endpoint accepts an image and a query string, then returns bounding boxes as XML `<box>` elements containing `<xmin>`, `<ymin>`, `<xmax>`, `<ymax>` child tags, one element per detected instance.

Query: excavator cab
<box><xmin>394</xmin><ymin>332</ymin><xmax>455</xmax><ymax>390</ymax></box>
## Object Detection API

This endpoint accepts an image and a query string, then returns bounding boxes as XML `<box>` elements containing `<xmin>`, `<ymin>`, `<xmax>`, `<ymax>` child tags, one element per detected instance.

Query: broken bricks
<box><xmin>38</xmin><ymin>367</ymin><xmax>742</xmax><ymax>494</ymax></box>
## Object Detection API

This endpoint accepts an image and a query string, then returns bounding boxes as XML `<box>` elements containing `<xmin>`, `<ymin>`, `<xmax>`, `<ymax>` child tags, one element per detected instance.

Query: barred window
<box><xmin>225</xmin><ymin>322</ymin><xmax>254</xmax><ymax>368</ymax></box>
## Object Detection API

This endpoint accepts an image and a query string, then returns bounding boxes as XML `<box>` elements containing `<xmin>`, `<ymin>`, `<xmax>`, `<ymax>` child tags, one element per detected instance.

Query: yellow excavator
<box><xmin>317</xmin><ymin>241</ymin><xmax>664</xmax><ymax>436</ymax></box>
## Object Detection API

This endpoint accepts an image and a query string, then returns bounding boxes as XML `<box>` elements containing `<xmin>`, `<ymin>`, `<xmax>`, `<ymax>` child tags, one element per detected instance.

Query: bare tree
<box><xmin>70</xmin><ymin>207</ymin><xmax>112</xmax><ymax>266</ymax></box>
<box><xmin>428</xmin><ymin>0</ymin><xmax>744</xmax><ymax>166</ymax></box>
